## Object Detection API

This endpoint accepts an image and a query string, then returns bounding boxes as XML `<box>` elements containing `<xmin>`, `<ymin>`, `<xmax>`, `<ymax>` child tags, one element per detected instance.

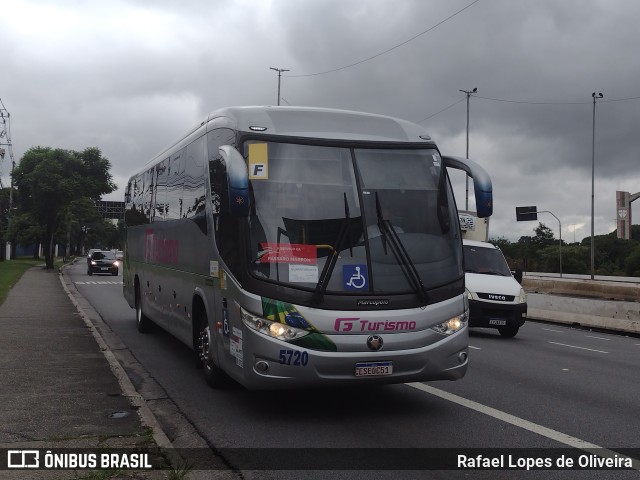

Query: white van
<box><xmin>463</xmin><ymin>240</ymin><xmax>527</xmax><ymax>337</ymax></box>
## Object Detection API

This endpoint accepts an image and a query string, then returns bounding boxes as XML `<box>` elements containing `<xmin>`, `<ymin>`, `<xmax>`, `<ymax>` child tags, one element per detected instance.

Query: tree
<box><xmin>11</xmin><ymin>146</ymin><xmax>116</xmax><ymax>268</ymax></box>
<box><xmin>532</xmin><ymin>222</ymin><xmax>555</xmax><ymax>248</ymax></box>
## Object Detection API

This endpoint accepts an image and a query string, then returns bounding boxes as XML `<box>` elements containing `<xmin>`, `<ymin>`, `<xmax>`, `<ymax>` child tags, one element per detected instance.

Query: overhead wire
<box><xmin>417</xmin><ymin>93</ymin><xmax>640</xmax><ymax>123</ymax></box>
<box><xmin>286</xmin><ymin>0</ymin><xmax>481</xmax><ymax>78</ymax></box>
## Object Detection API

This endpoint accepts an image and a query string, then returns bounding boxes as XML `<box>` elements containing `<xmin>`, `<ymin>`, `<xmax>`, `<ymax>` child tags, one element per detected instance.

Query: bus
<box><xmin>123</xmin><ymin>106</ymin><xmax>492</xmax><ymax>389</ymax></box>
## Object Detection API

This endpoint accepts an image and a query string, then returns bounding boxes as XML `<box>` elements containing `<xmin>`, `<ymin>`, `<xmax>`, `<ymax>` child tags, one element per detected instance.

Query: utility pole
<box><xmin>591</xmin><ymin>92</ymin><xmax>603</xmax><ymax>280</ymax></box>
<box><xmin>269</xmin><ymin>67</ymin><xmax>290</xmax><ymax>106</ymax></box>
<box><xmin>459</xmin><ymin>88</ymin><xmax>477</xmax><ymax>210</ymax></box>
<box><xmin>0</xmin><ymin>98</ymin><xmax>15</xmax><ymax>260</ymax></box>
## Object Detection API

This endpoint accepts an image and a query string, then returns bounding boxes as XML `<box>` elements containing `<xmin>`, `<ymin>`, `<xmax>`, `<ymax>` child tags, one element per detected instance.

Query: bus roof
<box><xmin>206</xmin><ymin>106</ymin><xmax>434</xmax><ymax>144</ymax></box>
<box><xmin>143</xmin><ymin>106</ymin><xmax>436</xmax><ymax>170</ymax></box>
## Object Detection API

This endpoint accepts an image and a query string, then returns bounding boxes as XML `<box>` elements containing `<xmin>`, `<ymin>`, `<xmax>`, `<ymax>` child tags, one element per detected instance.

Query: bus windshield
<box><xmin>245</xmin><ymin>141</ymin><xmax>462</xmax><ymax>296</ymax></box>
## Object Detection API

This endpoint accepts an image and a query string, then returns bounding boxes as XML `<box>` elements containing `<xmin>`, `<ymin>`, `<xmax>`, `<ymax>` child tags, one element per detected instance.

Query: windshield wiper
<box><xmin>436</xmin><ymin>161</ymin><xmax>451</xmax><ymax>234</ymax></box>
<box><xmin>311</xmin><ymin>193</ymin><xmax>351</xmax><ymax>305</ymax></box>
<box><xmin>375</xmin><ymin>193</ymin><xmax>429</xmax><ymax>304</ymax></box>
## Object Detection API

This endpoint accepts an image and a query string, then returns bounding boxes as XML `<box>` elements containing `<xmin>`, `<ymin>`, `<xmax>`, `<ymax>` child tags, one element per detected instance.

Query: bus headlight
<box><xmin>519</xmin><ymin>288</ymin><xmax>527</xmax><ymax>304</ymax></box>
<box><xmin>431</xmin><ymin>311</ymin><xmax>468</xmax><ymax>335</ymax></box>
<box><xmin>241</xmin><ymin>308</ymin><xmax>310</xmax><ymax>342</ymax></box>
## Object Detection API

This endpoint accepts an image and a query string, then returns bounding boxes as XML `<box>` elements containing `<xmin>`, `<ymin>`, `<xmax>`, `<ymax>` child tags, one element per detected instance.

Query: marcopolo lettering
<box><xmin>334</xmin><ymin>317</ymin><xmax>417</xmax><ymax>332</ymax></box>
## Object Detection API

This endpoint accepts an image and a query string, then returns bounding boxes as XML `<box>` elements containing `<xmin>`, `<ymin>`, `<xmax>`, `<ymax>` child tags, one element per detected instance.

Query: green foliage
<box><xmin>492</xmin><ymin>222</ymin><xmax>640</xmax><ymax>276</ymax></box>
<box><xmin>624</xmin><ymin>244</ymin><xmax>640</xmax><ymax>276</ymax></box>
<box><xmin>10</xmin><ymin>146</ymin><xmax>116</xmax><ymax>268</ymax></box>
<box><xmin>0</xmin><ymin>258</ymin><xmax>44</xmax><ymax>306</ymax></box>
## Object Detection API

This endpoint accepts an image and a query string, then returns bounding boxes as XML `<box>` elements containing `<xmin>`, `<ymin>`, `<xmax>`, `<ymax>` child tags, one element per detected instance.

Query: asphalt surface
<box><xmin>0</xmin><ymin>265</ymin><xmax>170</xmax><ymax>479</ymax></box>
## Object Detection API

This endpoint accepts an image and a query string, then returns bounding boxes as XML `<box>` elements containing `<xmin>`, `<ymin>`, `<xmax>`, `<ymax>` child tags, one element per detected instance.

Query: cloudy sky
<box><xmin>2</xmin><ymin>0</ymin><xmax>639</xmax><ymax>242</ymax></box>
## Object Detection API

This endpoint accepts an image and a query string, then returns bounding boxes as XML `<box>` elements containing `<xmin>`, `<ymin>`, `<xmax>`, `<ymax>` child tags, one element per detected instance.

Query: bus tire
<box><xmin>498</xmin><ymin>325</ymin><xmax>519</xmax><ymax>338</ymax></box>
<box><xmin>135</xmin><ymin>280</ymin><xmax>154</xmax><ymax>333</ymax></box>
<box><xmin>195</xmin><ymin>304</ymin><xmax>226</xmax><ymax>388</ymax></box>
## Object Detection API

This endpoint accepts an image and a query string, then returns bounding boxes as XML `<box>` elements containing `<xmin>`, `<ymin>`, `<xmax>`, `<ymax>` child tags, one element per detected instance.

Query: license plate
<box><xmin>489</xmin><ymin>319</ymin><xmax>506</xmax><ymax>325</ymax></box>
<box><xmin>101</xmin><ymin>267</ymin><xmax>109</xmax><ymax>271</ymax></box>
<box><xmin>355</xmin><ymin>361</ymin><xmax>393</xmax><ymax>377</ymax></box>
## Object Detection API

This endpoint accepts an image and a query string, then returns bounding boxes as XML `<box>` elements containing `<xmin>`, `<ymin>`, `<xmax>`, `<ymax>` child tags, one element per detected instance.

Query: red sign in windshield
<box><xmin>257</xmin><ymin>243</ymin><xmax>317</xmax><ymax>265</ymax></box>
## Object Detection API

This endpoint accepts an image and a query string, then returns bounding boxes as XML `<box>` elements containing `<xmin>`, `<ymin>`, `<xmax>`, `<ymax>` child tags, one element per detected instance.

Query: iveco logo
<box><xmin>488</xmin><ymin>294</ymin><xmax>507</xmax><ymax>301</ymax></box>
<box><xmin>367</xmin><ymin>335</ymin><xmax>383</xmax><ymax>351</ymax></box>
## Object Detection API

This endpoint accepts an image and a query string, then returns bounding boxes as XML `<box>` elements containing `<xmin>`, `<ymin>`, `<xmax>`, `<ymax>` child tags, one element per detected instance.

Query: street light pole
<box><xmin>459</xmin><ymin>88</ymin><xmax>477</xmax><ymax>210</ymax></box>
<box><xmin>539</xmin><ymin>210</ymin><xmax>562</xmax><ymax>278</ymax></box>
<box><xmin>270</xmin><ymin>67</ymin><xmax>290</xmax><ymax>106</ymax></box>
<box><xmin>591</xmin><ymin>92</ymin><xmax>603</xmax><ymax>280</ymax></box>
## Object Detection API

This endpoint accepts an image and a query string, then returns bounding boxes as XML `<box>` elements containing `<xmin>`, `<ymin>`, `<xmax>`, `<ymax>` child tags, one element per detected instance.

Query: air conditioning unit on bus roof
<box><xmin>458</xmin><ymin>210</ymin><xmax>489</xmax><ymax>242</ymax></box>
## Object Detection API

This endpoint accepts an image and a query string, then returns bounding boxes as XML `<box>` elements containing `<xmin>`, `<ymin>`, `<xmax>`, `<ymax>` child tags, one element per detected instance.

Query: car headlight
<box><xmin>113</xmin><ymin>261</ymin><xmax>120</xmax><ymax>267</ymax></box>
<box><xmin>241</xmin><ymin>307</ymin><xmax>310</xmax><ymax>342</ymax></box>
<box><xmin>431</xmin><ymin>311</ymin><xmax>468</xmax><ymax>335</ymax></box>
<box><xmin>91</xmin><ymin>260</ymin><xmax>97</xmax><ymax>265</ymax></box>
<box><xmin>519</xmin><ymin>288</ymin><xmax>527</xmax><ymax>304</ymax></box>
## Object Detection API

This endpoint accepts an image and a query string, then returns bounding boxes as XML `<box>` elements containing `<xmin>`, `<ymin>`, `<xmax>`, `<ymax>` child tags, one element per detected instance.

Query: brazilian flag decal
<box><xmin>262</xmin><ymin>298</ymin><xmax>337</xmax><ymax>352</ymax></box>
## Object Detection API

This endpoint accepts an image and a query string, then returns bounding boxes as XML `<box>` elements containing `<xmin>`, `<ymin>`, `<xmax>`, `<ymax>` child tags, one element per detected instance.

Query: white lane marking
<box><xmin>75</xmin><ymin>281</ymin><xmax>123</xmax><ymax>285</ymax></box>
<box><xmin>548</xmin><ymin>341</ymin><xmax>608</xmax><ymax>354</ymax></box>
<box><xmin>584</xmin><ymin>335</ymin><xmax>610</xmax><ymax>341</ymax></box>
<box><xmin>468</xmin><ymin>345</ymin><xmax>481</xmax><ymax>350</ymax></box>
<box><xmin>407</xmin><ymin>383</ymin><xmax>639</xmax><ymax>470</ymax></box>
<box><xmin>542</xmin><ymin>328</ymin><xmax>564</xmax><ymax>333</ymax></box>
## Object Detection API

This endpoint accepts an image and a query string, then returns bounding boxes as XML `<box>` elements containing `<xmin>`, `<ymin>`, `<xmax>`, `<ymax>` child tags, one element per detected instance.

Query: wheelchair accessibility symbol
<box><xmin>343</xmin><ymin>265</ymin><xmax>368</xmax><ymax>290</ymax></box>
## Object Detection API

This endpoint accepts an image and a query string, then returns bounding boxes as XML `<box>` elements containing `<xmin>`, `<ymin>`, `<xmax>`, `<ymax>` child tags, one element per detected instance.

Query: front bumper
<box><xmin>231</xmin><ymin>326</ymin><xmax>470</xmax><ymax>390</ymax></box>
<box><xmin>468</xmin><ymin>300</ymin><xmax>527</xmax><ymax>329</ymax></box>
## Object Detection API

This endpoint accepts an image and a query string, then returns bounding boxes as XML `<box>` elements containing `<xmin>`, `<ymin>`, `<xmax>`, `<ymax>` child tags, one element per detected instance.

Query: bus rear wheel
<box><xmin>135</xmin><ymin>282</ymin><xmax>154</xmax><ymax>333</ymax></box>
<box><xmin>196</xmin><ymin>311</ymin><xmax>226</xmax><ymax>388</ymax></box>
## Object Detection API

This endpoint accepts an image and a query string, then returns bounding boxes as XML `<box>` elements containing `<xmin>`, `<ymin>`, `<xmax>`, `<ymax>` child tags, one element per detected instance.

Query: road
<box><xmin>67</xmin><ymin>261</ymin><xmax>640</xmax><ymax>479</ymax></box>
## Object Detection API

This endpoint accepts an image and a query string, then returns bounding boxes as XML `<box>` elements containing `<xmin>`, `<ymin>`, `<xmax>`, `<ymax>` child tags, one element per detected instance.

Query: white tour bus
<box><xmin>123</xmin><ymin>106</ymin><xmax>493</xmax><ymax>389</ymax></box>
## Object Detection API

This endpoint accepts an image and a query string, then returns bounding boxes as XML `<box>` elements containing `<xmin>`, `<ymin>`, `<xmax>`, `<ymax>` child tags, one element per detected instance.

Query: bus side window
<box><xmin>154</xmin><ymin>158</ymin><xmax>169</xmax><ymax>221</ymax></box>
<box><xmin>165</xmin><ymin>149</ymin><xmax>185</xmax><ymax>220</ymax></box>
<box><xmin>125</xmin><ymin>173</ymin><xmax>149</xmax><ymax>226</ymax></box>
<box><xmin>183</xmin><ymin>135</ymin><xmax>207</xmax><ymax>234</ymax></box>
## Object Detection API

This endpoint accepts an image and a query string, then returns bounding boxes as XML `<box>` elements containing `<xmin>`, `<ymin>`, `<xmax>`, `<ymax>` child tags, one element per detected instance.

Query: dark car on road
<box><xmin>87</xmin><ymin>250</ymin><xmax>119</xmax><ymax>276</ymax></box>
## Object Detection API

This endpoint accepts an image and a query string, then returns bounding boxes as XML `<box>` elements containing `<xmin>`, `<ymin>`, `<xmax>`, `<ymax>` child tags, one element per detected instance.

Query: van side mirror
<box><xmin>512</xmin><ymin>268</ymin><xmax>523</xmax><ymax>284</ymax></box>
<box><xmin>442</xmin><ymin>155</ymin><xmax>493</xmax><ymax>218</ymax></box>
<box><xmin>219</xmin><ymin>145</ymin><xmax>250</xmax><ymax>216</ymax></box>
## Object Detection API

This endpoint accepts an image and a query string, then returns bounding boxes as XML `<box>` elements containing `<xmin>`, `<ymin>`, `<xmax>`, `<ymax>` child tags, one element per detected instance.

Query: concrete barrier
<box><xmin>522</xmin><ymin>277</ymin><xmax>640</xmax><ymax>302</ymax></box>
<box><xmin>522</xmin><ymin>277</ymin><xmax>640</xmax><ymax>335</ymax></box>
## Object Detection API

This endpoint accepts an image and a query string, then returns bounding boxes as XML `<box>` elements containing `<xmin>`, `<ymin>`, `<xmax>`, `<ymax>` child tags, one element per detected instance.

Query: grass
<box><xmin>0</xmin><ymin>256</ymin><xmax>66</xmax><ymax>306</ymax></box>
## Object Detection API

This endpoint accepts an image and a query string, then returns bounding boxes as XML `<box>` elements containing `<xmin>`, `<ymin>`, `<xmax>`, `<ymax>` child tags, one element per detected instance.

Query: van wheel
<box><xmin>135</xmin><ymin>282</ymin><xmax>153</xmax><ymax>333</ymax></box>
<box><xmin>196</xmin><ymin>309</ymin><xmax>226</xmax><ymax>388</ymax></box>
<box><xmin>498</xmin><ymin>325</ymin><xmax>519</xmax><ymax>338</ymax></box>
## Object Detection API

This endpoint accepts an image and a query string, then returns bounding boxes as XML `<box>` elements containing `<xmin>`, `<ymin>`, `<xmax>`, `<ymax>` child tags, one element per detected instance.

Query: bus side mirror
<box><xmin>219</xmin><ymin>145</ymin><xmax>250</xmax><ymax>217</ymax></box>
<box><xmin>442</xmin><ymin>155</ymin><xmax>493</xmax><ymax>218</ymax></box>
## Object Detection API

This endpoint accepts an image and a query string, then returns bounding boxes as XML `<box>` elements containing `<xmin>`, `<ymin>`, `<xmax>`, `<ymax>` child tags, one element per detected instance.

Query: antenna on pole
<box><xmin>269</xmin><ymin>67</ymin><xmax>290</xmax><ymax>106</ymax></box>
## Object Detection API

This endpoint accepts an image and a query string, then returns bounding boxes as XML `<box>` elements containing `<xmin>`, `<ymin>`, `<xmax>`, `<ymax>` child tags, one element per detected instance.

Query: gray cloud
<box><xmin>2</xmin><ymin>0</ymin><xmax>639</xmax><ymax>242</ymax></box>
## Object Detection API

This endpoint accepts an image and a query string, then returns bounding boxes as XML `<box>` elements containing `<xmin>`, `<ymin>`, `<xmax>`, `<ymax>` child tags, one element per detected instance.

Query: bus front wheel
<box><xmin>196</xmin><ymin>309</ymin><xmax>226</xmax><ymax>388</ymax></box>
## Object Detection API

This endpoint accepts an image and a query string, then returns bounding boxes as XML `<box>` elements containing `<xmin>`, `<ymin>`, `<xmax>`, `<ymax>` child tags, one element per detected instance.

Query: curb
<box><xmin>58</xmin><ymin>266</ymin><xmax>176</xmax><ymax>455</ymax></box>
<box><xmin>57</xmin><ymin>263</ymin><xmax>209</xmax><ymax>475</ymax></box>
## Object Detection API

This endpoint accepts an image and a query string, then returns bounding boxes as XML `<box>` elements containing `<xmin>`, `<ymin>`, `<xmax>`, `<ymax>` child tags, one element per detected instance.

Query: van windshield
<box><xmin>463</xmin><ymin>245</ymin><xmax>512</xmax><ymax>276</ymax></box>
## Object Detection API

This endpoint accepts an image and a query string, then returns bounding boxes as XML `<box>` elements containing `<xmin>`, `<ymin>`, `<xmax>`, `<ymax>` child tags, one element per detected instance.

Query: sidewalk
<box><xmin>0</xmin><ymin>266</ymin><xmax>166</xmax><ymax>479</ymax></box>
